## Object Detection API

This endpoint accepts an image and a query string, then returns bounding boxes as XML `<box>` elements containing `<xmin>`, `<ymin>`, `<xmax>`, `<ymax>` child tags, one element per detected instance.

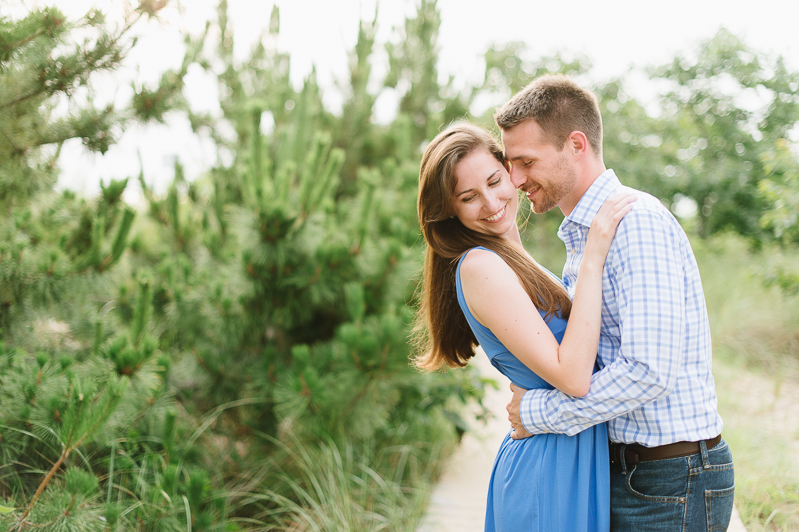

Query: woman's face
<box><xmin>451</xmin><ymin>149</ymin><xmax>519</xmax><ymax>241</ymax></box>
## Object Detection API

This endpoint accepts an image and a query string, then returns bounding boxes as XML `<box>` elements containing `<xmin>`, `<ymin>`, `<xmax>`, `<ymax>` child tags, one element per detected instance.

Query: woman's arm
<box><xmin>460</xmin><ymin>192</ymin><xmax>636</xmax><ymax>397</ymax></box>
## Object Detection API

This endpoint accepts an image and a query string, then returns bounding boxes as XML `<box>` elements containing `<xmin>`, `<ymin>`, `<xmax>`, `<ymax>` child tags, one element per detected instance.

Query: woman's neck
<box><xmin>502</xmin><ymin>226</ymin><xmax>524</xmax><ymax>249</ymax></box>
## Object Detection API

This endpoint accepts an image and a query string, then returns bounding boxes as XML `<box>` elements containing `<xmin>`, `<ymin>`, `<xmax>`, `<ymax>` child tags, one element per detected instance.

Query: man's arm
<box><xmin>514</xmin><ymin>208</ymin><xmax>687</xmax><ymax>437</ymax></box>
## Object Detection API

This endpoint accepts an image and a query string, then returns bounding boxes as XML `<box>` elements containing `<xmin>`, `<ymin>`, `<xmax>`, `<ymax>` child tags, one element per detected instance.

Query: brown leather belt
<box><xmin>609</xmin><ymin>435</ymin><xmax>722</xmax><ymax>465</ymax></box>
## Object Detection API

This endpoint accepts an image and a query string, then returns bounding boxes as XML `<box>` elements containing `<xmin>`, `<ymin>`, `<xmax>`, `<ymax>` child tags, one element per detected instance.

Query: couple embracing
<box><xmin>415</xmin><ymin>75</ymin><xmax>735</xmax><ymax>531</ymax></box>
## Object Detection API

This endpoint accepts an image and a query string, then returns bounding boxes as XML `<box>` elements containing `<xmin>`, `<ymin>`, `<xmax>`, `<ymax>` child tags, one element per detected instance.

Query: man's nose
<box><xmin>508</xmin><ymin>164</ymin><xmax>525</xmax><ymax>189</ymax></box>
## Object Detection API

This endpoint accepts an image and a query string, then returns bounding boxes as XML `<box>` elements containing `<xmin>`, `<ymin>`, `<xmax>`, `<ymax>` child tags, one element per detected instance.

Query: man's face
<box><xmin>501</xmin><ymin>120</ymin><xmax>577</xmax><ymax>215</ymax></box>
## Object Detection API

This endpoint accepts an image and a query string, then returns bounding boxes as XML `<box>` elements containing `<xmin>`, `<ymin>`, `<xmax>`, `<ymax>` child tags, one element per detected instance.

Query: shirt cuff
<box><xmin>520</xmin><ymin>388</ymin><xmax>556</xmax><ymax>435</ymax></box>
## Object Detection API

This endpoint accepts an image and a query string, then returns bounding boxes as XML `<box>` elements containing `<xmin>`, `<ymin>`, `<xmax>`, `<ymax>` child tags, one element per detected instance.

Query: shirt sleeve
<box><xmin>520</xmin><ymin>208</ymin><xmax>686</xmax><ymax>436</ymax></box>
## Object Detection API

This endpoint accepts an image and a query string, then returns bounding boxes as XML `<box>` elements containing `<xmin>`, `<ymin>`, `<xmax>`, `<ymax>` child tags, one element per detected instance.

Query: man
<box><xmin>498</xmin><ymin>75</ymin><xmax>734</xmax><ymax>531</ymax></box>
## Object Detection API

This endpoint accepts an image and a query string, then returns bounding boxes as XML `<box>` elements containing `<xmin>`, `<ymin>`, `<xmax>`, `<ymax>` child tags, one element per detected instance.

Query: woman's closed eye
<box><xmin>462</xmin><ymin>178</ymin><xmax>502</xmax><ymax>202</ymax></box>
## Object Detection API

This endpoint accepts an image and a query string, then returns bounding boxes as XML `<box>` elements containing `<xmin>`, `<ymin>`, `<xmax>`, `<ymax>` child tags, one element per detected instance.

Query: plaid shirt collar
<box><xmin>558</xmin><ymin>169</ymin><xmax>622</xmax><ymax>235</ymax></box>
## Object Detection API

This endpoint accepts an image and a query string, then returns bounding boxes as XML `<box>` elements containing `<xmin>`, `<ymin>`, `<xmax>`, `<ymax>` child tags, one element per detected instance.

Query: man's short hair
<box><xmin>494</xmin><ymin>74</ymin><xmax>603</xmax><ymax>156</ymax></box>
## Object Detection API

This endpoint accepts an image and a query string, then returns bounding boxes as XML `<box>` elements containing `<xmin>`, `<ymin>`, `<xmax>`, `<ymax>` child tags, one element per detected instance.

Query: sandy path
<box><xmin>417</xmin><ymin>351</ymin><xmax>747</xmax><ymax>532</ymax></box>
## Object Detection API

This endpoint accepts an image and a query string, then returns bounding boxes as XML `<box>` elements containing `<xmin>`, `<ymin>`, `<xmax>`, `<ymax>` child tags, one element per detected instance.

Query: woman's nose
<box><xmin>482</xmin><ymin>193</ymin><xmax>502</xmax><ymax>213</ymax></box>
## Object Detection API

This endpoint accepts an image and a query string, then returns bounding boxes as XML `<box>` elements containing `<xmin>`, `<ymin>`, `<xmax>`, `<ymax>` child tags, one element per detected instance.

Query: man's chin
<box><xmin>524</xmin><ymin>191</ymin><xmax>552</xmax><ymax>214</ymax></box>
<box><xmin>529</xmin><ymin>200</ymin><xmax>556</xmax><ymax>215</ymax></box>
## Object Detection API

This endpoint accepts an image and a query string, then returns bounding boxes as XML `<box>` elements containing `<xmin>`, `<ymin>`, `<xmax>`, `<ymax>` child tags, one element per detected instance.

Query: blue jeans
<box><xmin>610</xmin><ymin>438</ymin><xmax>735</xmax><ymax>532</ymax></box>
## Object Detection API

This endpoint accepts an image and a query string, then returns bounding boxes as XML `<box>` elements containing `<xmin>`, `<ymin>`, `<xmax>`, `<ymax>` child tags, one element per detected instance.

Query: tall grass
<box><xmin>238</xmin><ymin>433</ymin><xmax>446</xmax><ymax>532</ymax></box>
<box><xmin>693</xmin><ymin>234</ymin><xmax>799</xmax><ymax>531</ymax></box>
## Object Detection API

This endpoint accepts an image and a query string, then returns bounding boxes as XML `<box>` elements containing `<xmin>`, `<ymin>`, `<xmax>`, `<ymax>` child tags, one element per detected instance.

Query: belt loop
<box><xmin>699</xmin><ymin>439</ymin><xmax>710</xmax><ymax>469</ymax></box>
<box><xmin>619</xmin><ymin>444</ymin><xmax>628</xmax><ymax>474</ymax></box>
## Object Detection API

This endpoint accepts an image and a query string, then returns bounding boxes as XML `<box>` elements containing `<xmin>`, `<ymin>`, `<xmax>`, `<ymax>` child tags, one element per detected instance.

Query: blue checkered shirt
<box><xmin>520</xmin><ymin>169</ymin><xmax>724</xmax><ymax>446</ymax></box>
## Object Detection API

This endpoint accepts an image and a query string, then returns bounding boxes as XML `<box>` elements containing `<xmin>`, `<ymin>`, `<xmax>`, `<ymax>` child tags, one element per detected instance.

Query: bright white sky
<box><xmin>6</xmin><ymin>0</ymin><xmax>799</xmax><ymax>195</ymax></box>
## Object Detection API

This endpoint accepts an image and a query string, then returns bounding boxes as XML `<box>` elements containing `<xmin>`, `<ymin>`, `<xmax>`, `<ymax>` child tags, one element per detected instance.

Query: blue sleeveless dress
<box><xmin>456</xmin><ymin>247</ymin><xmax>610</xmax><ymax>532</ymax></box>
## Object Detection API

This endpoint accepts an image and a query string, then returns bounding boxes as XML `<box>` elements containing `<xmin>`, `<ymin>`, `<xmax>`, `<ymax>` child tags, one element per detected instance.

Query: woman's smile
<box><xmin>483</xmin><ymin>203</ymin><xmax>508</xmax><ymax>222</ymax></box>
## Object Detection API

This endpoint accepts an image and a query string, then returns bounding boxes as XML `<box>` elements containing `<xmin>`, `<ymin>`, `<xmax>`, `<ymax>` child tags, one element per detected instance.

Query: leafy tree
<box><xmin>757</xmin><ymin>140</ymin><xmax>799</xmax><ymax>293</ymax></box>
<box><xmin>481</xmin><ymin>42</ymin><xmax>590</xmax><ymax>99</ymax></box>
<box><xmin>759</xmin><ymin>140</ymin><xmax>799</xmax><ymax>245</ymax></box>
<box><xmin>643</xmin><ymin>28</ymin><xmax>799</xmax><ymax>238</ymax></box>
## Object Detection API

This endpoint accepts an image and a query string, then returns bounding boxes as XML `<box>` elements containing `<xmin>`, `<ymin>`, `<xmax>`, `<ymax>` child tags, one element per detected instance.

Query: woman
<box><xmin>414</xmin><ymin>123</ymin><xmax>635</xmax><ymax>531</ymax></box>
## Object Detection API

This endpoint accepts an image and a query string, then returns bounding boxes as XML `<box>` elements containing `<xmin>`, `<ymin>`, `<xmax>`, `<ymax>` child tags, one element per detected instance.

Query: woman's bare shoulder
<box><xmin>459</xmin><ymin>248</ymin><xmax>514</xmax><ymax>282</ymax></box>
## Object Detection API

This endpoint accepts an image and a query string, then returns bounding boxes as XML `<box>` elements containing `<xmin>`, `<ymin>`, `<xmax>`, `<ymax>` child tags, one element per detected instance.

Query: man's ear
<box><xmin>567</xmin><ymin>131</ymin><xmax>589</xmax><ymax>161</ymax></box>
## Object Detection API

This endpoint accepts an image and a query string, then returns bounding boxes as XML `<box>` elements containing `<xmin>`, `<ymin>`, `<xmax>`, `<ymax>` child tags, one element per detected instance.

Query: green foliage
<box><xmin>3</xmin><ymin>0</ymin><xmax>799</xmax><ymax>530</ymax></box>
<box><xmin>385</xmin><ymin>0</ymin><xmax>442</xmax><ymax>141</ymax></box>
<box><xmin>0</xmin><ymin>3</ymin><xmax>181</xmax><ymax>211</ymax></box>
<box><xmin>759</xmin><ymin>140</ymin><xmax>799</xmax><ymax>245</ymax></box>
<box><xmin>756</xmin><ymin>140</ymin><xmax>799</xmax><ymax>293</ymax></box>
<box><xmin>19</xmin><ymin>1</ymin><xmax>484</xmax><ymax>528</ymax></box>
<box><xmin>0</xmin><ymin>4</ymin><xmax>238</xmax><ymax>530</ymax></box>
<box><xmin>636</xmin><ymin>29</ymin><xmax>799</xmax><ymax>238</ymax></box>
<box><xmin>336</xmin><ymin>10</ymin><xmax>379</xmax><ymax>189</ymax></box>
<box><xmin>481</xmin><ymin>42</ymin><xmax>590</xmax><ymax>97</ymax></box>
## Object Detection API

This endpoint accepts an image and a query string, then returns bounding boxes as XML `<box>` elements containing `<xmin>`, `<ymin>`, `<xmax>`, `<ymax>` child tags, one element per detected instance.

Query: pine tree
<box><xmin>0</xmin><ymin>5</ymin><xmax>234</xmax><ymax>530</ymax></box>
<box><xmin>129</xmin><ymin>0</ymin><xmax>487</xmax><ymax>447</ymax></box>
<box><xmin>1</xmin><ymin>1</ymin><xmax>497</xmax><ymax>528</ymax></box>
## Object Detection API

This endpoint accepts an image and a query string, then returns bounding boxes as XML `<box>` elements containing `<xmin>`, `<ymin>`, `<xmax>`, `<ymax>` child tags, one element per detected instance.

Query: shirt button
<box><xmin>569</xmin><ymin>249</ymin><xmax>575</xmax><ymax>254</ymax></box>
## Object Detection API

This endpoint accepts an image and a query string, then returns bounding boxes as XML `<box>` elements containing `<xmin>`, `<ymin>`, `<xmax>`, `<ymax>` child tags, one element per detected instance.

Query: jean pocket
<box><xmin>625</xmin><ymin>462</ymin><xmax>686</xmax><ymax>503</ymax></box>
<box><xmin>705</xmin><ymin>484</ymin><xmax>735</xmax><ymax>531</ymax></box>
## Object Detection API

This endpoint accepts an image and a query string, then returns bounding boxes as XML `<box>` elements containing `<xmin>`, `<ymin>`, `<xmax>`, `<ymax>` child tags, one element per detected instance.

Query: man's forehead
<box><xmin>500</xmin><ymin>121</ymin><xmax>531</xmax><ymax>145</ymax></box>
<box><xmin>501</xmin><ymin>134</ymin><xmax>532</xmax><ymax>160</ymax></box>
<box><xmin>501</xmin><ymin>121</ymin><xmax>552</xmax><ymax>158</ymax></box>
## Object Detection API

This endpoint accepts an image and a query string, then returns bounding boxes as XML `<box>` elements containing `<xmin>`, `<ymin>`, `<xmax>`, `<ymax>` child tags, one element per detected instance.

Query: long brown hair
<box><xmin>413</xmin><ymin>123</ymin><xmax>572</xmax><ymax>371</ymax></box>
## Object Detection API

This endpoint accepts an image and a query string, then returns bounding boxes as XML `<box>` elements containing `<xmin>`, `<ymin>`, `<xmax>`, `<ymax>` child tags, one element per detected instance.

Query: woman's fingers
<box><xmin>584</xmin><ymin>193</ymin><xmax>637</xmax><ymax>260</ymax></box>
<box><xmin>599</xmin><ymin>192</ymin><xmax>637</xmax><ymax>215</ymax></box>
<box><xmin>593</xmin><ymin>193</ymin><xmax>637</xmax><ymax>231</ymax></box>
